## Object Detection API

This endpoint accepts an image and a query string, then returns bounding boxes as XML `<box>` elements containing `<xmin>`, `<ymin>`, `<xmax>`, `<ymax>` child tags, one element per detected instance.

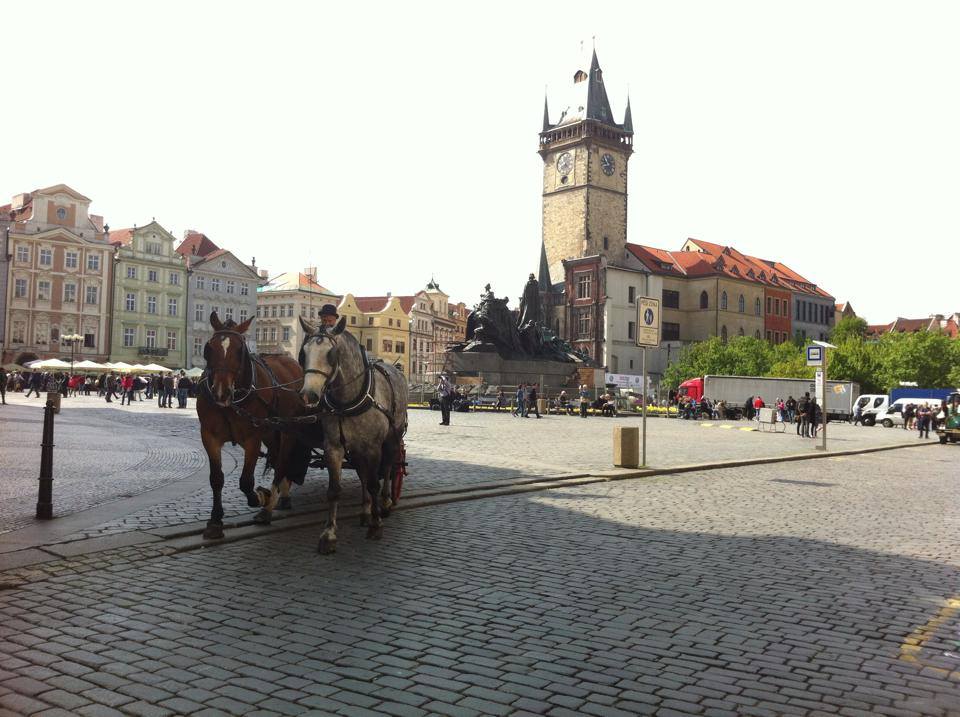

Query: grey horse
<box><xmin>294</xmin><ymin>315</ymin><xmax>408</xmax><ymax>553</ymax></box>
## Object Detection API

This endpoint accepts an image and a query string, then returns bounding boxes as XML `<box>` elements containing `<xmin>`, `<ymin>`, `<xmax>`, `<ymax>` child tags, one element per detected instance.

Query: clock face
<box><xmin>556</xmin><ymin>152</ymin><xmax>573</xmax><ymax>176</ymax></box>
<box><xmin>601</xmin><ymin>153</ymin><xmax>616</xmax><ymax>176</ymax></box>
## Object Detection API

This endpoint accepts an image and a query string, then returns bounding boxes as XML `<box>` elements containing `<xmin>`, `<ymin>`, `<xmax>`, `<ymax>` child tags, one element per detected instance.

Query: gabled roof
<box><xmin>108</xmin><ymin>228</ymin><xmax>135</xmax><ymax>246</ymax></box>
<box><xmin>176</xmin><ymin>230</ymin><xmax>220</xmax><ymax>259</ymax></box>
<box><xmin>354</xmin><ymin>296</ymin><xmax>391</xmax><ymax>313</ymax></box>
<box><xmin>259</xmin><ymin>271</ymin><xmax>336</xmax><ymax>295</ymax></box>
<box><xmin>35</xmin><ymin>183</ymin><xmax>91</xmax><ymax>202</ymax></box>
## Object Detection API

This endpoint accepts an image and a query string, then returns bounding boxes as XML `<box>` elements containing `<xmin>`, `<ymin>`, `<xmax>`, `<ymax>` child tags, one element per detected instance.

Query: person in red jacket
<box><xmin>120</xmin><ymin>374</ymin><xmax>135</xmax><ymax>406</ymax></box>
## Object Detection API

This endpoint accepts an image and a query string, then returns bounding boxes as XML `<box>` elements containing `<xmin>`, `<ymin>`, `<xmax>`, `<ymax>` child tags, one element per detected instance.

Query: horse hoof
<box><xmin>277</xmin><ymin>497</ymin><xmax>292</xmax><ymax>511</ymax></box>
<box><xmin>202</xmin><ymin>524</ymin><xmax>224</xmax><ymax>540</ymax></box>
<box><xmin>252</xmin><ymin>509</ymin><xmax>272</xmax><ymax>525</ymax></box>
<box><xmin>366</xmin><ymin>525</ymin><xmax>383</xmax><ymax>541</ymax></box>
<box><xmin>253</xmin><ymin>486</ymin><xmax>271</xmax><ymax>507</ymax></box>
<box><xmin>318</xmin><ymin>537</ymin><xmax>337</xmax><ymax>555</ymax></box>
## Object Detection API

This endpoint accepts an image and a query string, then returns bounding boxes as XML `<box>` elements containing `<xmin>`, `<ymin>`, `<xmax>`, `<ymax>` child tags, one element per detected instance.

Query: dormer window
<box><xmin>56</xmin><ymin>207</ymin><xmax>66</xmax><ymax>220</ymax></box>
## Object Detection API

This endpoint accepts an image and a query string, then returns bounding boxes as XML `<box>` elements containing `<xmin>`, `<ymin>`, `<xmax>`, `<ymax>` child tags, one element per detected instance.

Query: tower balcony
<box><xmin>539</xmin><ymin>119</ymin><xmax>633</xmax><ymax>155</ymax></box>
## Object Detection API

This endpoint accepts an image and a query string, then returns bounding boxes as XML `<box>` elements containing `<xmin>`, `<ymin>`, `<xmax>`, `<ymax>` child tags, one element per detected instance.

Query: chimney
<box><xmin>386</xmin><ymin>291</ymin><xmax>392</xmax><ymax>298</ymax></box>
<box><xmin>259</xmin><ymin>269</ymin><xmax>268</xmax><ymax>279</ymax></box>
<box><xmin>304</xmin><ymin>266</ymin><xmax>317</xmax><ymax>282</ymax></box>
<box><xmin>11</xmin><ymin>193</ymin><xmax>29</xmax><ymax>210</ymax></box>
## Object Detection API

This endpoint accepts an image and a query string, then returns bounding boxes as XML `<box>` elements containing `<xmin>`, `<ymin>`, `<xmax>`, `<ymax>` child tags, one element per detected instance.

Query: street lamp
<box><xmin>62</xmin><ymin>334</ymin><xmax>83</xmax><ymax>375</ymax></box>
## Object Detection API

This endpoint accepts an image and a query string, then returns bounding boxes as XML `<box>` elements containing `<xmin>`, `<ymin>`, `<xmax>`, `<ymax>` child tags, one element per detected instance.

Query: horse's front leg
<box><xmin>201</xmin><ymin>429</ymin><xmax>225</xmax><ymax>540</ymax></box>
<box><xmin>319</xmin><ymin>443</ymin><xmax>344</xmax><ymax>555</ymax></box>
<box><xmin>238</xmin><ymin>435</ymin><xmax>262</xmax><ymax>509</ymax></box>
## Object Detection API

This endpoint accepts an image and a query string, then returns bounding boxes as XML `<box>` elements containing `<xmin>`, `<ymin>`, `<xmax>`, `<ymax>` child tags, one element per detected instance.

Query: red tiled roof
<box><xmin>176</xmin><ymin>231</ymin><xmax>220</xmax><ymax>258</ymax></box>
<box><xmin>891</xmin><ymin>317</ymin><xmax>931</xmax><ymax>333</ymax></box>
<box><xmin>89</xmin><ymin>214</ymin><xmax>105</xmax><ymax>232</ymax></box>
<box><xmin>354</xmin><ymin>296</ymin><xmax>391</xmax><ymax>313</ymax></box>
<box><xmin>108</xmin><ymin>227</ymin><xmax>134</xmax><ymax>246</ymax></box>
<box><xmin>393</xmin><ymin>296</ymin><xmax>418</xmax><ymax>314</ymax></box>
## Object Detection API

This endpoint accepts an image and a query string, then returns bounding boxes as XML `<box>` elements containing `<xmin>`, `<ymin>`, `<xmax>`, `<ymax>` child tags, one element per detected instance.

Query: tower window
<box><xmin>699</xmin><ymin>291</ymin><xmax>709</xmax><ymax>309</ymax></box>
<box><xmin>576</xmin><ymin>274</ymin><xmax>592</xmax><ymax>299</ymax></box>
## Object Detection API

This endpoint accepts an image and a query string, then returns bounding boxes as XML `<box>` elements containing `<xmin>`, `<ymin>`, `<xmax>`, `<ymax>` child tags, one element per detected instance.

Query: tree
<box><xmin>876</xmin><ymin>331</ymin><xmax>959</xmax><ymax>392</ymax></box>
<box><xmin>831</xmin><ymin>316</ymin><xmax>868</xmax><ymax>343</ymax></box>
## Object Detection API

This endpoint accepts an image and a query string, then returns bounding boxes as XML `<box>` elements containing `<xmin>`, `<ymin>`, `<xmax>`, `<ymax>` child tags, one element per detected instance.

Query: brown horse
<box><xmin>196</xmin><ymin>312</ymin><xmax>308</xmax><ymax>539</ymax></box>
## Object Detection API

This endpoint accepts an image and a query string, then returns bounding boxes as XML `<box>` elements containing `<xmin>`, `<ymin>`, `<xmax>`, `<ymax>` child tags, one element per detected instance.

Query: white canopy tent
<box><xmin>26</xmin><ymin>358</ymin><xmax>72</xmax><ymax>370</ymax></box>
<box><xmin>141</xmin><ymin>363</ymin><xmax>173</xmax><ymax>373</ymax></box>
<box><xmin>184</xmin><ymin>367</ymin><xmax>204</xmax><ymax>378</ymax></box>
<box><xmin>73</xmin><ymin>360</ymin><xmax>109</xmax><ymax>372</ymax></box>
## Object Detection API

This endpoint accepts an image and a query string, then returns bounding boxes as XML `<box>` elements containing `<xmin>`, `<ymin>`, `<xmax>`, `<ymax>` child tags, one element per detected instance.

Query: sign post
<box><xmin>636</xmin><ymin>297</ymin><xmax>661</xmax><ymax>467</ymax></box>
<box><xmin>808</xmin><ymin>341</ymin><xmax>836</xmax><ymax>451</ymax></box>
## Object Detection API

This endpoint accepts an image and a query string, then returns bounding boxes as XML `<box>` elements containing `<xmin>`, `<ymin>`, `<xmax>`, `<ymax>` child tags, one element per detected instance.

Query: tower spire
<box><xmin>542</xmin><ymin>91</ymin><xmax>551</xmax><ymax>132</ymax></box>
<box><xmin>623</xmin><ymin>94</ymin><xmax>633</xmax><ymax>133</ymax></box>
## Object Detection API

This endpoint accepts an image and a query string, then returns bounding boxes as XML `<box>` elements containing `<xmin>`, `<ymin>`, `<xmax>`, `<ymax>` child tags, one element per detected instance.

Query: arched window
<box><xmin>699</xmin><ymin>291</ymin><xmax>708</xmax><ymax>309</ymax></box>
<box><xmin>720</xmin><ymin>291</ymin><xmax>728</xmax><ymax>310</ymax></box>
<box><xmin>721</xmin><ymin>325</ymin><xmax>728</xmax><ymax>342</ymax></box>
<box><xmin>738</xmin><ymin>295</ymin><xmax>745</xmax><ymax>313</ymax></box>
<box><xmin>754</xmin><ymin>297</ymin><xmax>761</xmax><ymax>316</ymax></box>
<box><xmin>738</xmin><ymin>327</ymin><xmax>745</xmax><ymax>336</ymax></box>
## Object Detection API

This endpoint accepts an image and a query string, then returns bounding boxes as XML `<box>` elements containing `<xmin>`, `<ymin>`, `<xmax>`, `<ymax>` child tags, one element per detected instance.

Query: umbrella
<box><xmin>2</xmin><ymin>363</ymin><xmax>27</xmax><ymax>372</ymax></box>
<box><xmin>74</xmin><ymin>360</ymin><xmax>109</xmax><ymax>371</ymax></box>
<box><xmin>28</xmin><ymin>358</ymin><xmax>72</xmax><ymax>370</ymax></box>
<box><xmin>184</xmin><ymin>367</ymin><xmax>204</xmax><ymax>378</ymax></box>
<box><xmin>141</xmin><ymin>363</ymin><xmax>172</xmax><ymax>372</ymax></box>
<box><xmin>110</xmin><ymin>361</ymin><xmax>135</xmax><ymax>373</ymax></box>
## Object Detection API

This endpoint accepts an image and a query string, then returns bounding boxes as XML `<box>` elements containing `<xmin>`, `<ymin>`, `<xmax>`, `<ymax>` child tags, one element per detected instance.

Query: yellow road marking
<box><xmin>899</xmin><ymin>597</ymin><xmax>960</xmax><ymax>679</ymax></box>
<box><xmin>719</xmin><ymin>425</ymin><xmax>734</xmax><ymax>430</ymax></box>
<box><xmin>738</xmin><ymin>427</ymin><xmax>757</xmax><ymax>432</ymax></box>
<box><xmin>700</xmin><ymin>423</ymin><xmax>715</xmax><ymax>428</ymax></box>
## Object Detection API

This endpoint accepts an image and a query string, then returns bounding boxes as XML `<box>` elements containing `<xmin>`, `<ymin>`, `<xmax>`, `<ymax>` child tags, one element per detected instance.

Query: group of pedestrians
<box><xmin>511</xmin><ymin>383</ymin><xmax>542</xmax><ymax>418</ymax></box>
<box><xmin>1</xmin><ymin>369</ymin><xmax>194</xmax><ymax>409</ymax></box>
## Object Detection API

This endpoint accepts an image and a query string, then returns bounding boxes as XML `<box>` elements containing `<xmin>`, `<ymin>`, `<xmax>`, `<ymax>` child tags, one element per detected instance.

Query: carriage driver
<box><xmin>319</xmin><ymin>303</ymin><xmax>339</xmax><ymax>329</ymax></box>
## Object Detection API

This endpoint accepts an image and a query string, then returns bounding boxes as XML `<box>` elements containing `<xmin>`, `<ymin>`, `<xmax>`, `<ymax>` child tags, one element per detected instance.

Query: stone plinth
<box><xmin>443</xmin><ymin>352</ymin><xmax>587</xmax><ymax>389</ymax></box>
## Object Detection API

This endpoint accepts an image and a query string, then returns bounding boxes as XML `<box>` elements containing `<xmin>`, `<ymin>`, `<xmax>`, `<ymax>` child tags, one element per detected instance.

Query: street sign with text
<box><xmin>636</xmin><ymin>297</ymin><xmax>661</xmax><ymax>347</ymax></box>
<box><xmin>806</xmin><ymin>345</ymin><xmax>823</xmax><ymax>366</ymax></box>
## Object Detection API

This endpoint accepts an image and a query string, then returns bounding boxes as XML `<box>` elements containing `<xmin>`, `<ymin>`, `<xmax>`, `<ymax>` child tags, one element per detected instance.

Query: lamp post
<box><xmin>63</xmin><ymin>334</ymin><xmax>83</xmax><ymax>374</ymax></box>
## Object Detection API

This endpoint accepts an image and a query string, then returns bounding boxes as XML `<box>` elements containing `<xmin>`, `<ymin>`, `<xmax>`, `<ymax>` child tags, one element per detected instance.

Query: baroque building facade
<box><xmin>108</xmin><ymin>222</ymin><xmax>187</xmax><ymax>367</ymax></box>
<box><xmin>1</xmin><ymin>185</ymin><xmax>113</xmax><ymax>364</ymax></box>
<box><xmin>255</xmin><ymin>268</ymin><xmax>340</xmax><ymax>357</ymax></box>
<box><xmin>177</xmin><ymin>230</ymin><xmax>262</xmax><ymax>368</ymax></box>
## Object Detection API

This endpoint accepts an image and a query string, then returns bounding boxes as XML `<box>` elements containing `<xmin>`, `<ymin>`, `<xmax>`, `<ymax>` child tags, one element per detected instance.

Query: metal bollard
<box><xmin>36</xmin><ymin>400</ymin><xmax>55</xmax><ymax>519</ymax></box>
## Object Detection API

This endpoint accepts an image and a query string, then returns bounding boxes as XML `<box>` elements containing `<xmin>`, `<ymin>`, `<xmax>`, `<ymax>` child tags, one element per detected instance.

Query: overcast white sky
<box><xmin>4</xmin><ymin>1</ymin><xmax>957</xmax><ymax>324</ymax></box>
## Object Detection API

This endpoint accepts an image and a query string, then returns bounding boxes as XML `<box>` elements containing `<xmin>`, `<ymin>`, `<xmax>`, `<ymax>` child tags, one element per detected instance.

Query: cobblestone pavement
<box><xmin>0</xmin><ymin>391</ymin><xmax>933</xmax><ymax>542</ymax></box>
<box><xmin>1</xmin><ymin>446</ymin><xmax>958</xmax><ymax>716</ymax></box>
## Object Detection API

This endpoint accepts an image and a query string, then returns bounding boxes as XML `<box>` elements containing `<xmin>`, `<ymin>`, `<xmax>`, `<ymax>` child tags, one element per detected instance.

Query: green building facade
<box><xmin>108</xmin><ymin>221</ymin><xmax>187</xmax><ymax>368</ymax></box>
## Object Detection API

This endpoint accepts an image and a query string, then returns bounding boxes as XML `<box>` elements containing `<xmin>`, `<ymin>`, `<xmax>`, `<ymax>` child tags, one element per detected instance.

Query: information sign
<box><xmin>636</xmin><ymin>297</ymin><xmax>661</xmax><ymax>347</ymax></box>
<box><xmin>806</xmin><ymin>345</ymin><xmax>823</xmax><ymax>366</ymax></box>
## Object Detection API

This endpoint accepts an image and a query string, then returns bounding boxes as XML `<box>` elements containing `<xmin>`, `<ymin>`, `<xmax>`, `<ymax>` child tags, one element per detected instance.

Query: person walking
<box><xmin>513</xmin><ymin>383</ymin><xmax>525</xmax><ymax>417</ymax></box>
<box><xmin>0</xmin><ymin>367</ymin><xmax>6</xmax><ymax>405</ymax></box>
<box><xmin>853</xmin><ymin>401</ymin><xmax>863</xmax><ymax>426</ymax></box>
<box><xmin>495</xmin><ymin>388</ymin><xmax>505</xmax><ymax>412</ymax></box>
<box><xmin>437</xmin><ymin>373</ymin><xmax>453</xmax><ymax>426</ymax></box>
<box><xmin>24</xmin><ymin>371</ymin><xmax>41</xmax><ymax>398</ymax></box>
<box><xmin>119</xmin><ymin>374</ymin><xmax>133</xmax><ymax>405</ymax></box>
<box><xmin>162</xmin><ymin>373</ymin><xmax>175</xmax><ymax>408</ymax></box>
<box><xmin>797</xmin><ymin>392</ymin><xmax>809</xmax><ymax>437</ymax></box>
<box><xmin>528</xmin><ymin>383</ymin><xmax>541</xmax><ymax>419</ymax></box>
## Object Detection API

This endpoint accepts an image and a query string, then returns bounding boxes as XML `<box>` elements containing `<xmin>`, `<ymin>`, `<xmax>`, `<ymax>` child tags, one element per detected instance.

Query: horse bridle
<box><xmin>300</xmin><ymin>331</ymin><xmax>372</xmax><ymax>413</ymax></box>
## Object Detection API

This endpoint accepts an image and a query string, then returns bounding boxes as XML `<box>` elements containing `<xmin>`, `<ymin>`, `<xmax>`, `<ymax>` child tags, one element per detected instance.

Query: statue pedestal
<box><xmin>443</xmin><ymin>352</ymin><xmax>594</xmax><ymax>389</ymax></box>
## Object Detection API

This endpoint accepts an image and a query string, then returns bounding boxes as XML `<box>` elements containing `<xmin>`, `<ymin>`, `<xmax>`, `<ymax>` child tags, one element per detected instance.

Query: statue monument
<box><xmin>445</xmin><ymin>274</ymin><xmax>594</xmax><ymax>386</ymax></box>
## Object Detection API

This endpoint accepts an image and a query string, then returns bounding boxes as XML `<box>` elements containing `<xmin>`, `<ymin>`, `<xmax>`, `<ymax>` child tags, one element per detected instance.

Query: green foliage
<box><xmin>831</xmin><ymin>316</ymin><xmax>868</xmax><ymax>343</ymax></box>
<box><xmin>662</xmin><ymin>329</ymin><xmax>960</xmax><ymax>394</ymax></box>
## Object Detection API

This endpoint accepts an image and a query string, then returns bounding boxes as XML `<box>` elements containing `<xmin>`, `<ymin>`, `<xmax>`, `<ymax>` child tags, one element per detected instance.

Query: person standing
<box><xmin>807</xmin><ymin>395</ymin><xmax>819</xmax><ymax>438</ymax></box>
<box><xmin>495</xmin><ymin>388</ymin><xmax>505</xmax><ymax>412</ymax></box>
<box><xmin>437</xmin><ymin>373</ymin><xmax>453</xmax><ymax>426</ymax></box>
<box><xmin>797</xmin><ymin>392</ymin><xmax>809</xmax><ymax>437</ymax></box>
<box><xmin>0</xmin><ymin>367</ymin><xmax>6</xmax><ymax>405</ymax></box>
<box><xmin>917</xmin><ymin>403</ymin><xmax>931</xmax><ymax>439</ymax></box>
<box><xmin>162</xmin><ymin>373</ymin><xmax>175</xmax><ymax>408</ymax></box>
<box><xmin>579</xmin><ymin>384</ymin><xmax>590</xmax><ymax>418</ymax></box>
<box><xmin>786</xmin><ymin>396</ymin><xmax>797</xmax><ymax>424</ymax></box>
<box><xmin>177</xmin><ymin>371</ymin><xmax>191</xmax><ymax>408</ymax></box>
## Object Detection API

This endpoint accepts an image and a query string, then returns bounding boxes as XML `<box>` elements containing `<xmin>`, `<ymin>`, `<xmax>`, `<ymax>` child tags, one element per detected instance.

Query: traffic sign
<box><xmin>815</xmin><ymin>370</ymin><xmax>824</xmax><ymax>403</ymax></box>
<box><xmin>636</xmin><ymin>297</ymin><xmax>660</xmax><ymax>347</ymax></box>
<box><xmin>806</xmin><ymin>345</ymin><xmax>823</xmax><ymax>366</ymax></box>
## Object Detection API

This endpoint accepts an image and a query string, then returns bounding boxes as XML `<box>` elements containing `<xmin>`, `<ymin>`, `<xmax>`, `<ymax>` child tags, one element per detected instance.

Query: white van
<box><xmin>856</xmin><ymin>394</ymin><xmax>889</xmax><ymax>425</ymax></box>
<box><xmin>874</xmin><ymin>397</ymin><xmax>943</xmax><ymax>428</ymax></box>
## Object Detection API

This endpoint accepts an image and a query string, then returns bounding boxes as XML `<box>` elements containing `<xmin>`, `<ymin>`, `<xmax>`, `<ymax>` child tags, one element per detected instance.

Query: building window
<box><xmin>738</xmin><ymin>327</ymin><xmax>745</xmax><ymax>336</ymax></box>
<box><xmin>366</xmin><ymin>338</ymin><xmax>374</xmax><ymax>351</ymax></box>
<box><xmin>147</xmin><ymin>296</ymin><xmax>157</xmax><ymax>314</ymax></box>
<box><xmin>15</xmin><ymin>245</ymin><xmax>29</xmax><ymax>263</ymax></box>
<box><xmin>721</xmin><ymin>291</ymin><xmax>728</xmax><ymax>310</ymax></box>
<box><xmin>282</xmin><ymin>326</ymin><xmax>291</xmax><ymax>341</ymax></box>
<box><xmin>64</xmin><ymin>283</ymin><xmax>76</xmax><ymax>303</ymax></box>
<box><xmin>239</xmin><ymin>309</ymin><xmax>248</xmax><ymax>322</ymax></box>
<box><xmin>125</xmin><ymin>293</ymin><xmax>136</xmax><ymax>311</ymax></box>
<box><xmin>211</xmin><ymin>278</ymin><xmax>221</xmax><ymax>292</ymax></box>
<box><xmin>755</xmin><ymin>329</ymin><xmax>761</xmax><ymax>339</ymax></box>
<box><xmin>766</xmin><ymin>297</ymin><xmax>772</xmax><ymax>314</ymax></box>
<box><xmin>627</xmin><ymin>286</ymin><xmax>636</xmax><ymax>304</ymax></box>
<box><xmin>721</xmin><ymin>325</ymin><xmax>728</xmax><ymax>342</ymax></box>
<box><xmin>271</xmin><ymin>306</ymin><xmax>278</xmax><ymax>318</ymax></box>
<box><xmin>146</xmin><ymin>242</ymin><xmax>162</xmax><ymax>255</ymax></box>
<box><xmin>225</xmin><ymin>307</ymin><xmax>233</xmax><ymax>321</ymax></box>
<box><xmin>738</xmin><ymin>295</ymin><xmax>745</xmax><ymax>313</ymax></box>
<box><xmin>126</xmin><ymin>266</ymin><xmax>137</xmax><ymax>279</ymax></box>
<box><xmin>226</xmin><ymin>280</ymin><xmax>235</xmax><ymax>294</ymax></box>
<box><xmin>663</xmin><ymin>322</ymin><xmax>680</xmax><ymax>341</ymax></box>
<box><xmin>123</xmin><ymin>328</ymin><xmax>135</xmax><ymax>347</ymax></box>
<box><xmin>663</xmin><ymin>289</ymin><xmax>680</xmax><ymax>309</ymax></box>
<box><xmin>87</xmin><ymin>254</ymin><xmax>100</xmax><ymax>271</ymax></box>
<box><xmin>196</xmin><ymin>275</ymin><xmax>205</xmax><ymax>290</ymax></box>
<box><xmin>166</xmin><ymin>331</ymin><xmax>177</xmax><ymax>350</ymax></box>
<box><xmin>11</xmin><ymin>321</ymin><xmax>25</xmax><ymax>342</ymax></box>
<box><xmin>169</xmin><ymin>272</ymin><xmax>180</xmax><ymax>286</ymax></box>
<box><xmin>395</xmin><ymin>341</ymin><xmax>405</xmax><ymax>354</ymax></box>
<box><xmin>84</xmin><ymin>332</ymin><xmax>95</xmax><ymax>348</ymax></box>
<box><xmin>194</xmin><ymin>337</ymin><xmax>203</xmax><ymax>356</ymax></box>
<box><xmin>577</xmin><ymin>311</ymin><xmax>591</xmax><ymax>337</ymax></box>
<box><xmin>754</xmin><ymin>297</ymin><xmax>760</xmax><ymax>316</ymax></box>
<box><xmin>195</xmin><ymin>304</ymin><xmax>205</xmax><ymax>321</ymax></box>
<box><xmin>368</xmin><ymin>317</ymin><xmax>374</xmax><ymax>325</ymax></box>
<box><xmin>576</xmin><ymin>274</ymin><xmax>592</xmax><ymax>299</ymax></box>
<box><xmin>627</xmin><ymin>321</ymin><xmax>636</xmax><ymax>340</ymax></box>
<box><xmin>39</xmin><ymin>248</ymin><xmax>52</xmax><ymax>266</ymax></box>
<box><xmin>37</xmin><ymin>280</ymin><xmax>51</xmax><ymax>301</ymax></box>
<box><xmin>350</xmin><ymin>315</ymin><xmax>357</xmax><ymax>325</ymax></box>
<box><xmin>256</xmin><ymin>306</ymin><xmax>262</xmax><ymax>318</ymax></box>
<box><xmin>240</xmin><ymin>283</ymin><xmax>249</xmax><ymax>296</ymax></box>
<box><xmin>699</xmin><ymin>291</ymin><xmax>708</xmax><ymax>309</ymax></box>
<box><xmin>14</xmin><ymin>278</ymin><xmax>27</xmax><ymax>298</ymax></box>
<box><xmin>766</xmin><ymin>330</ymin><xmax>772</xmax><ymax>341</ymax></box>
<box><xmin>168</xmin><ymin>298</ymin><xmax>178</xmax><ymax>316</ymax></box>
<box><xmin>35</xmin><ymin>324</ymin><xmax>49</xmax><ymax>344</ymax></box>
<box><xmin>65</xmin><ymin>251</ymin><xmax>78</xmax><ymax>269</ymax></box>
<box><xmin>148</xmin><ymin>269</ymin><xmax>158</xmax><ymax>282</ymax></box>
<box><xmin>382</xmin><ymin>339</ymin><xmax>394</xmax><ymax>353</ymax></box>
<box><xmin>269</xmin><ymin>327</ymin><xmax>277</xmax><ymax>342</ymax></box>
<box><xmin>146</xmin><ymin>329</ymin><xmax>157</xmax><ymax>348</ymax></box>
<box><xmin>86</xmin><ymin>286</ymin><xmax>98</xmax><ymax>304</ymax></box>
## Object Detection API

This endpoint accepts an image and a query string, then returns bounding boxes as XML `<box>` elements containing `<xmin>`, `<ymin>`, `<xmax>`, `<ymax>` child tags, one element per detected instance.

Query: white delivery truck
<box><xmin>680</xmin><ymin>375</ymin><xmax>860</xmax><ymax>421</ymax></box>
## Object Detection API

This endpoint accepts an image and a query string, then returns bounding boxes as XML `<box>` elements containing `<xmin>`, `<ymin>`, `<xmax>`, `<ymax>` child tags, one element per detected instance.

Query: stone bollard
<box><xmin>537</xmin><ymin>398</ymin><xmax>548</xmax><ymax>415</ymax></box>
<box><xmin>613</xmin><ymin>426</ymin><xmax>640</xmax><ymax>468</ymax></box>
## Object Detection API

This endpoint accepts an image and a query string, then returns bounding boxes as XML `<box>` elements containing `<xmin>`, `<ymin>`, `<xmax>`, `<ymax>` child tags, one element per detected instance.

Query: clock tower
<box><xmin>539</xmin><ymin>49</ymin><xmax>633</xmax><ymax>286</ymax></box>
